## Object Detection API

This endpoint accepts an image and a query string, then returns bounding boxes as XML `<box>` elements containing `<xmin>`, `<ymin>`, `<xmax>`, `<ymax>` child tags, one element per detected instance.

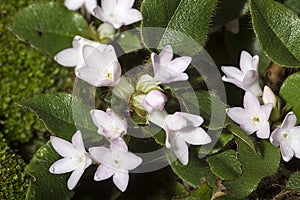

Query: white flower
<box><xmin>64</xmin><ymin>0</ymin><xmax>97</xmax><ymax>14</ymax></box>
<box><xmin>151</xmin><ymin>45</ymin><xmax>192</xmax><ymax>84</ymax></box>
<box><xmin>49</xmin><ymin>130</ymin><xmax>92</xmax><ymax>190</ymax></box>
<box><xmin>226</xmin><ymin>91</ymin><xmax>273</xmax><ymax>139</ymax></box>
<box><xmin>91</xmin><ymin>108</ymin><xmax>127</xmax><ymax>140</ymax></box>
<box><xmin>221</xmin><ymin>51</ymin><xmax>262</xmax><ymax>96</ymax></box>
<box><xmin>93</xmin><ymin>0</ymin><xmax>142</xmax><ymax>29</ymax></box>
<box><xmin>54</xmin><ymin>35</ymin><xmax>107</xmax><ymax>70</ymax></box>
<box><xmin>270</xmin><ymin>112</ymin><xmax>300</xmax><ymax>162</ymax></box>
<box><xmin>76</xmin><ymin>45</ymin><xmax>121</xmax><ymax>87</ymax></box>
<box><xmin>89</xmin><ymin>142</ymin><xmax>142</xmax><ymax>192</ymax></box>
<box><xmin>149</xmin><ymin>111</ymin><xmax>211</xmax><ymax>165</ymax></box>
<box><xmin>262</xmin><ymin>86</ymin><xmax>276</xmax><ymax>107</ymax></box>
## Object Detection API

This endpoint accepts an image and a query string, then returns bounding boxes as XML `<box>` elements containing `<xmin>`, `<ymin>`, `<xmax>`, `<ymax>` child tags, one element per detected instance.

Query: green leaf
<box><xmin>20</xmin><ymin>93</ymin><xmax>98</xmax><ymax>142</ymax></box>
<box><xmin>168</xmin><ymin>147</ymin><xmax>217</xmax><ymax>188</ymax></box>
<box><xmin>141</xmin><ymin>0</ymin><xmax>217</xmax><ymax>53</ymax></box>
<box><xmin>116</xmin><ymin>30</ymin><xmax>142</xmax><ymax>53</ymax></box>
<box><xmin>25</xmin><ymin>142</ymin><xmax>74</xmax><ymax>200</ymax></box>
<box><xmin>183</xmin><ymin>184</ymin><xmax>212</xmax><ymax>200</ymax></box>
<box><xmin>286</xmin><ymin>171</ymin><xmax>300</xmax><ymax>192</ymax></box>
<box><xmin>225</xmin><ymin>123</ymin><xmax>256</xmax><ymax>153</ymax></box>
<box><xmin>280</xmin><ymin>72</ymin><xmax>300</xmax><ymax>123</ymax></box>
<box><xmin>197</xmin><ymin>130</ymin><xmax>234</xmax><ymax>155</ymax></box>
<box><xmin>284</xmin><ymin>0</ymin><xmax>300</xmax><ymax>14</ymax></box>
<box><xmin>12</xmin><ymin>2</ymin><xmax>88</xmax><ymax>55</ymax></box>
<box><xmin>223</xmin><ymin>139</ymin><xmax>280</xmax><ymax>198</ymax></box>
<box><xmin>250</xmin><ymin>0</ymin><xmax>300</xmax><ymax>67</ymax></box>
<box><xmin>207</xmin><ymin>150</ymin><xmax>242</xmax><ymax>180</ymax></box>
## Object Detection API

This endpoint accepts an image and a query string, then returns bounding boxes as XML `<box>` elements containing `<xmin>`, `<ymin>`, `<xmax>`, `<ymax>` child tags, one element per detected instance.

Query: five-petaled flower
<box><xmin>91</xmin><ymin>108</ymin><xmax>127</xmax><ymax>140</ymax></box>
<box><xmin>149</xmin><ymin>111</ymin><xmax>211</xmax><ymax>165</ymax></box>
<box><xmin>49</xmin><ymin>130</ymin><xmax>92</xmax><ymax>190</ymax></box>
<box><xmin>221</xmin><ymin>51</ymin><xmax>262</xmax><ymax>96</ymax></box>
<box><xmin>270</xmin><ymin>112</ymin><xmax>300</xmax><ymax>162</ymax></box>
<box><xmin>89</xmin><ymin>142</ymin><xmax>142</xmax><ymax>192</ymax></box>
<box><xmin>93</xmin><ymin>0</ymin><xmax>142</xmax><ymax>29</ymax></box>
<box><xmin>77</xmin><ymin>45</ymin><xmax>121</xmax><ymax>87</ymax></box>
<box><xmin>151</xmin><ymin>45</ymin><xmax>192</xmax><ymax>84</ymax></box>
<box><xmin>64</xmin><ymin>0</ymin><xmax>97</xmax><ymax>14</ymax></box>
<box><xmin>55</xmin><ymin>35</ymin><xmax>107</xmax><ymax>70</ymax></box>
<box><xmin>226</xmin><ymin>91</ymin><xmax>273</xmax><ymax>139</ymax></box>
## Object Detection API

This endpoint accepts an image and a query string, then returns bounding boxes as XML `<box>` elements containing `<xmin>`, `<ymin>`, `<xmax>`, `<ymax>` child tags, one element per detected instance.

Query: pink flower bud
<box><xmin>262</xmin><ymin>86</ymin><xmax>276</xmax><ymax>107</ymax></box>
<box><xmin>142</xmin><ymin>90</ymin><xmax>167</xmax><ymax>113</ymax></box>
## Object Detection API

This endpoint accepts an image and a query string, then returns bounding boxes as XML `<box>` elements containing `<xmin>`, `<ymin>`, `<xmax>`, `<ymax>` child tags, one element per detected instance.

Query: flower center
<box><xmin>103</xmin><ymin>72</ymin><xmax>113</xmax><ymax>80</ymax></box>
<box><xmin>113</xmin><ymin>159</ymin><xmax>120</xmax><ymax>168</ymax></box>
<box><xmin>253</xmin><ymin>116</ymin><xmax>260</xmax><ymax>123</ymax></box>
<box><xmin>283</xmin><ymin>133</ymin><xmax>288</xmax><ymax>139</ymax></box>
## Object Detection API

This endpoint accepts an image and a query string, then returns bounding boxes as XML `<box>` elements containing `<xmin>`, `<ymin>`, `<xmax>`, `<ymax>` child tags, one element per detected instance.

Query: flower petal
<box><xmin>84</xmin><ymin>0</ymin><xmax>97</xmax><ymax>14</ymax></box>
<box><xmin>154</xmin><ymin>66</ymin><xmax>189</xmax><ymax>83</ymax></box>
<box><xmin>122</xmin><ymin>9</ymin><xmax>142</xmax><ymax>26</ymax></box>
<box><xmin>49</xmin><ymin>158</ymin><xmax>77</xmax><ymax>174</ymax></box>
<box><xmin>280</xmin><ymin>140</ymin><xmax>294</xmax><ymax>162</ymax></box>
<box><xmin>270</xmin><ymin>128</ymin><xmax>282</xmax><ymax>146</ymax></box>
<box><xmin>256</xmin><ymin>121</ymin><xmax>270</xmax><ymax>139</ymax></box>
<box><xmin>72</xmin><ymin>130</ymin><xmax>86</xmax><ymax>153</ymax></box>
<box><xmin>50</xmin><ymin>136</ymin><xmax>78</xmax><ymax>158</ymax></box>
<box><xmin>159</xmin><ymin>45</ymin><xmax>173</xmax><ymax>66</ymax></box>
<box><xmin>239</xmin><ymin>51</ymin><xmax>254</xmax><ymax>72</ymax></box>
<box><xmin>64</xmin><ymin>0</ymin><xmax>84</xmax><ymax>11</ymax></box>
<box><xmin>67</xmin><ymin>168</ymin><xmax>84</xmax><ymax>190</ymax></box>
<box><xmin>75</xmin><ymin>67</ymin><xmax>101</xmax><ymax>87</ymax></box>
<box><xmin>221</xmin><ymin>66</ymin><xmax>244</xmax><ymax>82</ymax></box>
<box><xmin>226</xmin><ymin>107</ymin><xmax>248</xmax><ymax>126</ymax></box>
<box><xmin>120</xmin><ymin>152</ymin><xmax>142</xmax><ymax>171</ymax></box>
<box><xmin>117</xmin><ymin>0</ymin><xmax>134</xmax><ymax>9</ymax></box>
<box><xmin>261</xmin><ymin>103</ymin><xmax>273</xmax><ymax>120</ymax></box>
<box><xmin>94</xmin><ymin>164</ymin><xmax>115</xmax><ymax>181</ymax></box>
<box><xmin>148</xmin><ymin>110</ymin><xmax>168</xmax><ymax>128</ymax></box>
<box><xmin>262</xmin><ymin>86</ymin><xmax>276</xmax><ymax>106</ymax></box>
<box><xmin>113</xmin><ymin>171</ymin><xmax>129</xmax><ymax>192</ymax></box>
<box><xmin>243</xmin><ymin>70</ymin><xmax>262</xmax><ymax>96</ymax></box>
<box><xmin>93</xmin><ymin>6</ymin><xmax>107</xmax><ymax>23</ymax></box>
<box><xmin>142</xmin><ymin>90</ymin><xmax>167</xmax><ymax>112</ymax></box>
<box><xmin>222</xmin><ymin>76</ymin><xmax>244</xmax><ymax>89</ymax></box>
<box><xmin>165</xmin><ymin>112</ymin><xmax>203</xmax><ymax>131</ymax></box>
<box><xmin>171</xmin><ymin>136</ymin><xmax>189</xmax><ymax>165</ymax></box>
<box><xmin>282</xmin><ymin>112</ymin><xmax>297</xmax><ymax>130</ymax></box>
<box><xmin>111</xmin><ymin>138</ymin><xmax>128</xmax><ymax>152</ymax></box>
<box><xmin>54</xmin><ymin>48</ymin><xmax>78</xmax><ymax>67</ymax></box>
<box><xmin>101</xmin><ymin>0</ymin><xmax>117</xmax><ymax>11</ymax></box>
<box><xmin>243</xmin><ymin>91</ymin><xmax>260</xmax><ymax>111</ymax></box>
<box><xmin>177</xmin><ymin>127</ymin><xmax>211</xmax><ymax>145</ymax></box>
<box><xmin>89</xmin><ymin>146</ymin><xmax>111</xmax><ymax>164</ymax></box>
<box><xmin>169</xmin><ymin>56</ymin><xmax>191</xmax><ymax>73</ymax></box>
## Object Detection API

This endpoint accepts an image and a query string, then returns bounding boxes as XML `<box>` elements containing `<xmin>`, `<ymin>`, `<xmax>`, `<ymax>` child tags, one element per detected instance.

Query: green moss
<box><xmin>0</xmin><ymin>133</ymin><xmax>29</xmax><ymax>199</ymax></box>
<box><xmin>0</xmin><ymin>0</ymin><xmax>72</xmax><ymax>146</ymax></box>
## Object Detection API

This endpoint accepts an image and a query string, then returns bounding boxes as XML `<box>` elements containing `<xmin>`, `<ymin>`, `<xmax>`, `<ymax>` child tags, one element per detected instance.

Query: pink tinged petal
<box><xmin>111</xmin><ymin>138</ymin><xmax>128</xmax><ymax>152</ymax></box>
<box><xmin>243</xmin><ymin>70</ymin><xmax>262</xmax><ymax>96</ymax></box>
<box><xmin>226</xmin><ymin>107</ymin><xmax>248</xmax><ymax>126</ymax></box>
<box><xmin>75</xmin><ymin>67</ymin><xmax>98</xmax><ymax>87</ymax></box>
<box><xmin>151</xmin><ymin>53</ymin><xmax>160</xmax><ymax>75</ymax></box>
<box><xmin>148</xmin><ymin>110</ymin><xmax>168</xmax><ymax>128</ymax></box>
<box><xmin>93</xmin><ymin>6</ymin><xmax>106</xmax><ymax>21</ymax></box>
<box><xmin>171</xmin><ymin>136</ymin><xmax>189</xmax><ymax>165</ymax></box>
<box><xmin>177</xmin><ymin>127</ymin><xmax>211</xmax><ymax>145</ymax></box>
<box><xmin>49</xmin><ymin>158</ymin><xmax>77</xmax><ymax>174</ymax></box>
<box><xmin>270</xmin><ymin>128</ymin><xmax>282</xmax><ymax>146</ymax></box>
<box><xmin>169</xmin><ymin>56</ymin><xmax>192</xmax><ymax>73</ymax></box>
<box><xmin>280</xmin><ymin>140</ymin><xmax>294</xmax><ymax>162</ymax></box>
<box><xmin>101</xmin><ymin>0</ymin><xmax>117</xmax><ymax>12</ymax></box>
<box><xmin>54</xmin><ymin>48</ymin><xmax>78</xmax><ymax>67</ymax></box>
<box><xmin>221</xmin><ymin>66</ymin><xmax>244</xmax><ymax>82</ymax></box>
<box><xmin>84</xmin><ymin>155</ymin><xmax>93</xmax><ymax>169</ymax></box>
<box><xmin>84</xmin><ymin>0</ymin><xmax>97</xmax><ymax>14</ymax></box>
<box><xmin>91</xmin><ymin>109</ymin><xmax>113</xmax><ymax>132</ymax></box>
<box><xmin>154</xmin><ymin>65</ymin><xmax>189</xmax><ymax>84</ymax></box>
<box><xmin>64</xmin><ymin>0</ymin><xmax>84</xmax><ymax>11</ymax></box>
<box><xmin>120</xmin><ymin>152</ymin><xmax>142</xmax><ymax>170</ymax></box>
<box><xmin>122</xmin><ymin>9</ymin><xmax>142</xmax><ymax>25</ymax></box>
<box><xmin>261</xmin><ymin>103</ymin><xmax>273</xmax><ymax>120</ymax></box>
<box><xmin>159</xmin><ymin>45</ymin><xmax>173</xmax><ymax>66</ymax></box>
<box><xmin>222</xmin><ymin>77</ymin><xmax>244</xmax><ymax>89</ymax></box>
<box><xmin>262</xmin><ymin>86</ymin><xmax>276</xmax><ymax>106</ymax></box>
<box><xmin>50</xmin><ymin>136</ymin><xmax>78</xmax><ymax>158</ymax></box>
<box><xmin>165</xmin><ymin>129</ymin><xmax>172</xmax><ymax>148</ymax></box>
<box><xmin>67</xmin><ymin>168</ymin><xmax>84</xmax><ymax>190</ymax></box>
<box><xmin>94</xmin><ymin>164</ymin><xmax>115</xmax><ymax>181</ymax></box>
<box><xmin>142</xmin><ymin>90</ymin><xmax>167</xmax><ymax>113</ymax></box>
<box><xmin>96</xmin><ymin>61</ymin><xmax>121</xmax><ymax>87</ymax></box>
<box><xmin>240</xmin><ymin>122</ymin><xmax>258</xmax><ymax>135</ymax></box>
<box><xmin>113</xmin><ymin>172</ymin><xmax>129</xmax><ymax>192</ymax></box>
<box><xmin>239</xmin><ymin>51</ymin><xmax>254</xmax><ymax>72</ymax></box>
<box><xmin>165</xmin><ymin>112</ymin><xmax>203</xmax><ymax>131</ymax></box>
<box><xmin>282</xmin><ymin>112</ymin><xmax>297</xmax><ymax>130</ymax></box>
<box><xmin>72</xmin><ymin>130</ymin><xmax>86</xmax><ymax>153</ymax></box>
<box><xmin>83</xmin><ymin>45</ymin><xmax>105</xmax><ymax>70</ymax></box>
<box><xmin>256</xmin><ymin>121</ymin><xmax>270</xmax><ymax>139</ymax></box>
<box><xmin>243</xmin><ymin>91</ymin><xmax>260</xmax><ymax>110</ymax></box>
<box><xmin>89</xmin><ymin>146</ymin><xmax>111</xmax><ymax>164</ymax></box>
<box><xmin>252</xmin><ymin>55</ymin><xmax>259</xmax><ymax>71</ymax></box>
<box><xmin>117</xmin><ymin>0</ymin><xmax>135</xmax><ymax>9</ymax></box>
<box><xmin>142</xmin><ymin>100</ymin><xmax>154</xmax><ymax>113</ymax></box>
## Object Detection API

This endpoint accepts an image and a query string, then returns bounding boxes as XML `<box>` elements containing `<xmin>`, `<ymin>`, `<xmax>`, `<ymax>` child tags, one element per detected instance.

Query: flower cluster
<box><xmin>50</xmin><ymin>0</ymin><xmax>212</xmax><ymax>191</ymax></box>
<box><xmin>223</xmin><ymin>51</ymin><xmax>300</xmax><ymax>162</ymax></box>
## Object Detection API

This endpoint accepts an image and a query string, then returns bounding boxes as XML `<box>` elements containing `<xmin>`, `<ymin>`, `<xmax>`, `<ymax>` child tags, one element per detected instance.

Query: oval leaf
<box><xmin>207</xmin><ymin>150</ymin><xmax>242</xmax><ymax>180</ymax></box>
<box><xmin>141</xmin><ymin>0</ymin><xmax>217</xmax><ymax>53</ymax></box>
<box><xmin>286</xmin><ymin>171</ymin><xmax>300</xmax><ymax>192</ymax></box>
<box><xmin>20</xmin><ymin>93</ymin><xmax>98</xmax><ymax>142</ymax></box>
<box><xmin>279</xmin><ymin>72</ymin><xmax>300</xmax><ymax>122</ymax></box>
<box><xmin>12</xmin><ymin>2</ymin><xmax>88</xmax><ymax>55</ymax></box>
<box><xmin>250</xmin><ymin>0</ymin><xmax>300</xmax><ymax>67</ymax></box>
